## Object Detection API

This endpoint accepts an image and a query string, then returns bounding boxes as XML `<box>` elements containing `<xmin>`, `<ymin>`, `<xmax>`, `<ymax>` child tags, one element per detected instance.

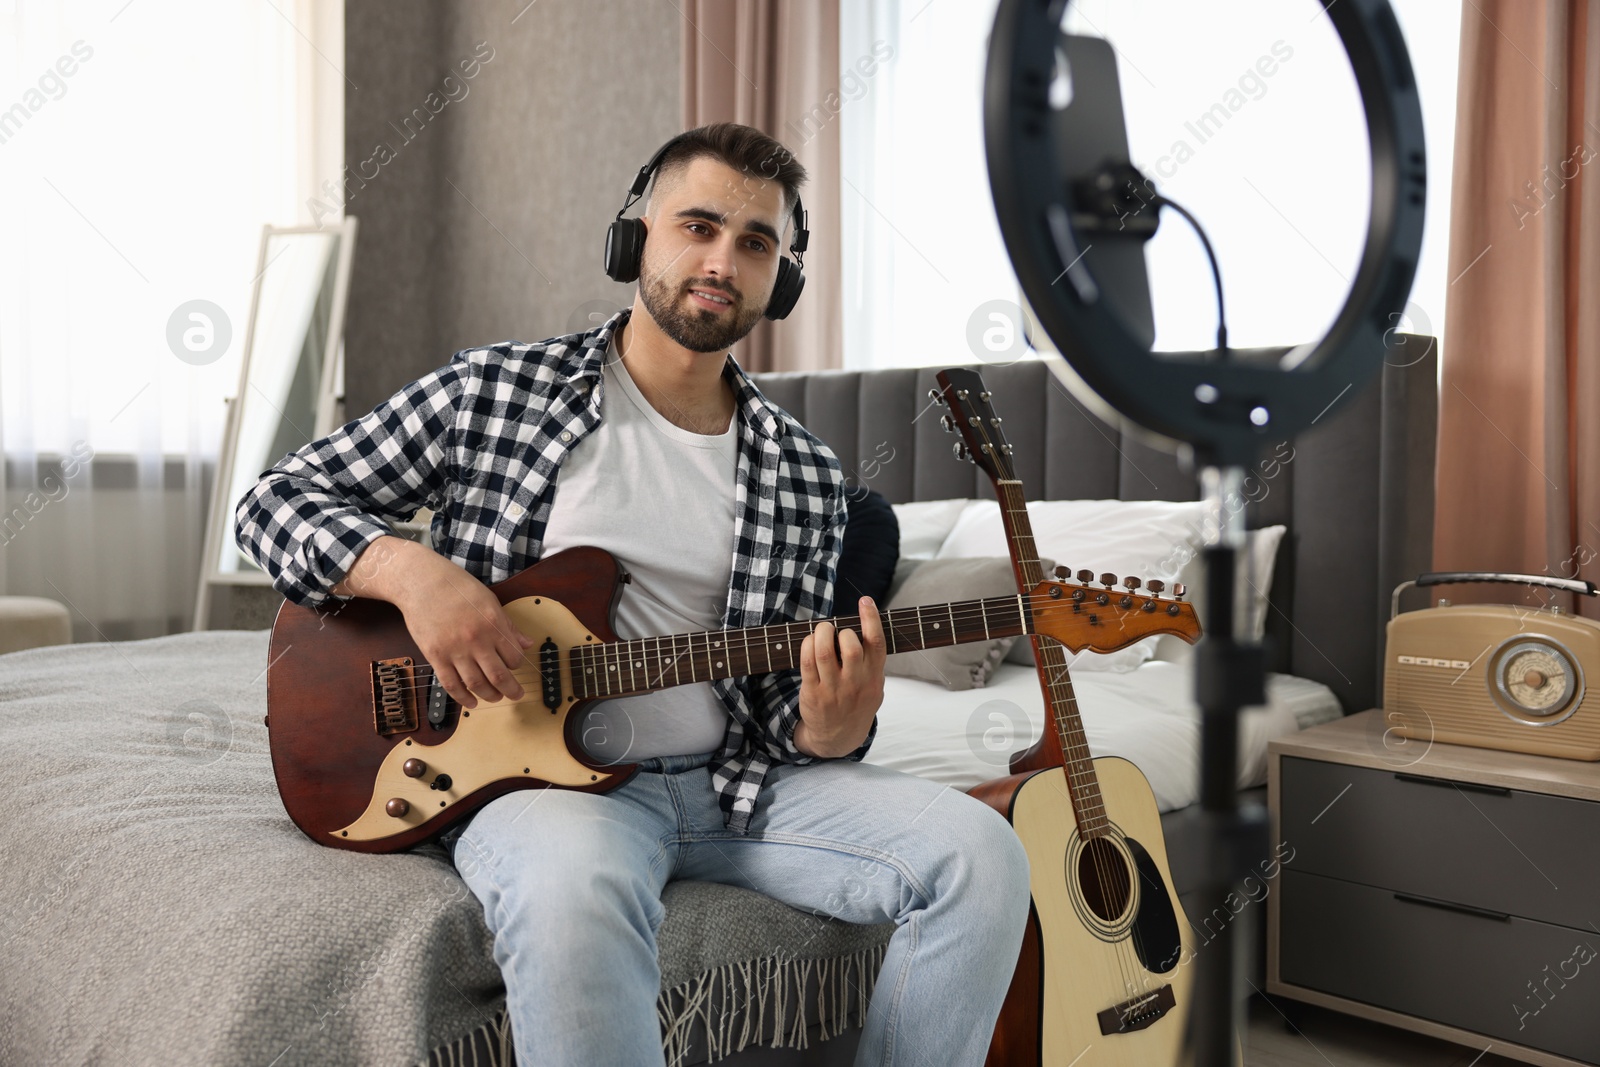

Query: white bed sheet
<box><xmin>862</xmin><ymin>661</ymin><xmax>1342</xmax><ymax>813</ymax></box>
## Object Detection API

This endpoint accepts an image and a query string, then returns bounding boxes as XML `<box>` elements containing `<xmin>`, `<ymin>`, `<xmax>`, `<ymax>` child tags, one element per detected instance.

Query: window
<box><xmin>0</xmin><ymin>0</ymin><xmax>340</xmax><ymax>457</ymax></box>
<box><xmin>841</xmin><ymin>0</ymin><xmax>1460</xmax><ymax>370</ymax></box>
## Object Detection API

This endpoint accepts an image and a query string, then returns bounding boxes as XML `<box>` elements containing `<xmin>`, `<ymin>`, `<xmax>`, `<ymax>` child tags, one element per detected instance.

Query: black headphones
<box><xmin>603</xmin><ymin>133</ymin><xmax>808</xmax><ymax>320</ymax></box>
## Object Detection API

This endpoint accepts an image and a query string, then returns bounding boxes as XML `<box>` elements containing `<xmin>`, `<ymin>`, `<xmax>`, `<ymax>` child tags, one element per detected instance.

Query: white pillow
<box><xmin>1154</xmin><ymin>524</ymin><xmax>1287</xmax><ymax>666</ymax></box>
<box><xmin>936</xmin><ymin>498</ymin><xmax>1211</xmax><ymax>671</ymax></box>
<box><xmin>890</xmin><ymin>498</ymin><xmax>972</xmax><ymax>559</ymax></box>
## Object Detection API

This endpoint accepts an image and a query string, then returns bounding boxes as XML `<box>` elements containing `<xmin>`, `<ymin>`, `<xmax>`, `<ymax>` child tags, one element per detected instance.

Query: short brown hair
<box><xmin>648</xmin><ymin>122</ymin><xmax>808</xmax><ymax>236</ymax></box>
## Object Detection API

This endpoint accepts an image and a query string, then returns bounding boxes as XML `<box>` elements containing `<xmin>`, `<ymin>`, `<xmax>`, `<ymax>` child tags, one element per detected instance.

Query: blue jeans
<box><xmin>446</xmin><ymin>751</ymin><xmax>1032</xmax><ymax>1067</ymax></box>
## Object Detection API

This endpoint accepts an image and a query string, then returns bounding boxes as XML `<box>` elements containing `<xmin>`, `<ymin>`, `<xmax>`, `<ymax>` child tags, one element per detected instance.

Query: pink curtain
<box><xmin>680</xmin><ymin>0</ymin><xmax>842</xmax><ymax>373</ymax></box>
<box><xmin>1436</xmin><ymin>0</ymin><xmax>1600</xmax><ymax>614</ymax></box>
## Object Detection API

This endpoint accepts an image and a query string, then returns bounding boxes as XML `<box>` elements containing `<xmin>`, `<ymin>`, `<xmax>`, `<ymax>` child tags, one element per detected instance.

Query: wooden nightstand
<box><xmin>1266</xmin><ymin>709</ymin><xmax>1600</xmax><ymax>1067</ymax></box>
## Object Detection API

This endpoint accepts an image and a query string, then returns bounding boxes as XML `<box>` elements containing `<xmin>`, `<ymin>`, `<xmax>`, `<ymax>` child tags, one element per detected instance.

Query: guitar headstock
<box><xmin>931</xmin><ymin>367</ymin><xmax>1015</xmax><ymax>482</ymax></box>
<box><xmin>1030</xmin><ymin>567</ymin><xmax>1203</xmax><ymax>651</ymax></box>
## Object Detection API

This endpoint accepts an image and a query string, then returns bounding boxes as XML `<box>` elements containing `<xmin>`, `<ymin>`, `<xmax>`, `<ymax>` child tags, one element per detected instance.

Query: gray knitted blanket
<box><xmin>0</xmin><ymin>631</ymin><xmax>893</xmax><ymax>1066</ymax></box>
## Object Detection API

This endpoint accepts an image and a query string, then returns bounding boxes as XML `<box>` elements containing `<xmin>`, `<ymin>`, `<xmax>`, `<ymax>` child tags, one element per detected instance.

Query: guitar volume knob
<box><xmin>385</xmin><ymin>798</ymin><xmax>410</xmax><ymax>818</ymax></box>
<box><xmin>403</xmin><ymin>758</ymin><xmax>427</xmax><ymax>778</ymax></box>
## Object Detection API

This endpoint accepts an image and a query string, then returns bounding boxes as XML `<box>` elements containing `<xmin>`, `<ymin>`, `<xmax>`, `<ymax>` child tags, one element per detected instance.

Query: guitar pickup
<box><xmin>426</xmin><ymin>674</ymin><xmax>453</xmax><ymax>729</ymax></box>
<box><xmin>1096</xmin><ymin>983</ymin><xmax>1175</xmax><ymax>1035</ymax></box>
<box><xmin>540</xmin><ymin>637</ymin><xmax>561</xmax><ymax>712</ymax></box>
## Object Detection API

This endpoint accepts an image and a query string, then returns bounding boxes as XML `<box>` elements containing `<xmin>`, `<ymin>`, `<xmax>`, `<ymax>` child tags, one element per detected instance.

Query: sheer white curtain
<box><xmin>840</xmin><ymin>0</ymin><xmax>1460</xmax><ymax>369</ymax></box>
<box><xmin>0</xmin><ymin>0</ymin><xmax>341</xmax><ymax>639</ymax></box>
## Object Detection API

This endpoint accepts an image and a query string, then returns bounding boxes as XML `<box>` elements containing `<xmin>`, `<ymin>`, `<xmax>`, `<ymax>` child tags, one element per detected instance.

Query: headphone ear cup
<box><xmin>604</xmin><ymin>217</ymin><xmax>647</xmax><ymax>283</ymax></box>
<box><xmin>765</xmin><ymin>256</ymin><xmax>805</xmax><ymax>320</ymax></box>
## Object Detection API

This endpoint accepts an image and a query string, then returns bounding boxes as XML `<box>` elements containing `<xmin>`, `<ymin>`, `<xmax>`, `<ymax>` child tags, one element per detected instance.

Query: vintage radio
<box><xmin>1384</xmin><ymin>571</ymin><xmax>1600</xmax><ymax>760</ymax></box>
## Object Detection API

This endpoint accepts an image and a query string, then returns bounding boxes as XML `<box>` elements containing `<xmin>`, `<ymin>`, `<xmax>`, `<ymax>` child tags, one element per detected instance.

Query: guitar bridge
<box><xmin>371</xmin><ymin>657</ymin><xmax>420</xmax><ymax>736</ymax></box>
<box><xmin>1096</xmin><ymin>983</ymin><xmax>1175</xmax><ymax>1036</ymax></box>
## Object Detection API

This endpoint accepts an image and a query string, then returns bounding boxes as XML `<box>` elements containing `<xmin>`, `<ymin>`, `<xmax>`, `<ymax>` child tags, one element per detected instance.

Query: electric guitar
<box><xmin>264</xmin><ymin>541</ymin><xmax>1199</xmax><ymax>853</ymax></box>
<box><xmin>929</xmin><ymin>369</ymin><xmax>1224</xmax><ymax>1067</ymax></box>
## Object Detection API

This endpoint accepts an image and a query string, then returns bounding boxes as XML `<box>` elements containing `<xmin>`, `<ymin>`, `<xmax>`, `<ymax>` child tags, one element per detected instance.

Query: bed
<box><xmin>0</xmin><ymin>349</ymin><xmax>1436</xmax><ymax>1066</ymax></box>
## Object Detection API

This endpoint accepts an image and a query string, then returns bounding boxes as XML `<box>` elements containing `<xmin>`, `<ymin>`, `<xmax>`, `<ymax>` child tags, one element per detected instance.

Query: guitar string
<box><xmin>1011</xmin><ymin>498</ymin><xmax>1135</xmax><ymax>994</ymax></box>
<box><xmin>973</xmin><ymin>410</ymin><xmax>1139</xmax><ymax>996</ymax></box>
<box><xmin>364</xmin><ymin>593</ymin><xmax>1189</xmax><ymax>703</ymax></box>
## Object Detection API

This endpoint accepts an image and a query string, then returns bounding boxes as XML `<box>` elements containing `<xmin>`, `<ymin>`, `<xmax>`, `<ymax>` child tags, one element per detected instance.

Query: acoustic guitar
<box><xmin>929</xmin><ymin>369</ymin><xmax>1225</xmax><ymax>1067</ymax></box>
<box><xmin>264</xmin><ymin>539</ymin><xmax>1199</xmax><ymax>853</ymax></box>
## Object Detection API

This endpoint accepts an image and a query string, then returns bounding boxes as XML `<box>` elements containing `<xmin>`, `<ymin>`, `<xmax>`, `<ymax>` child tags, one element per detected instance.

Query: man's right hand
<box><xmin>332</xmin><ymin>535</ymin><xmax>536</xmax><ymax>709</ymax></box>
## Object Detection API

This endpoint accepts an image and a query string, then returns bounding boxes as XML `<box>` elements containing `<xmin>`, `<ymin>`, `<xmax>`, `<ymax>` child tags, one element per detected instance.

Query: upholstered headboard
<box><xmin>752</xmin><ymin>341</ymin><xmax>1437</xmax><ymax>715</ymax></box>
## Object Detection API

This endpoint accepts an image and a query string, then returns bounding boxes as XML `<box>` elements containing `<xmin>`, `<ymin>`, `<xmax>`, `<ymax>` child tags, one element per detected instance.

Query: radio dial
<box><xmin>1490</xmin><ymin>638</ymin><xmax>1581</xmax><ymax>722</ymax></box>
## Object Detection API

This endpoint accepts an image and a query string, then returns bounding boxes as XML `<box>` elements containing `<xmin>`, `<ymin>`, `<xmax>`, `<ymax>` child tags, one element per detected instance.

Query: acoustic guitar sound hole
<box><xmin>1078</xmin><ymin>837</ymin><xmax>1132</xmax><ymax>922</ymax></box>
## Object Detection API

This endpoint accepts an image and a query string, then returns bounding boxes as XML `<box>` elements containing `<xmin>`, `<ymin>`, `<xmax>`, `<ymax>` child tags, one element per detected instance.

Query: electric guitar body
<box><xmin>929</xmin><ymin>369</ymin><xmax>1232</xmax><ymax>1066</ymax></box>
<box><xmin>266</xmin><ymin>546</ymin><xmax>632</xmax><ymax>853</ymax></box>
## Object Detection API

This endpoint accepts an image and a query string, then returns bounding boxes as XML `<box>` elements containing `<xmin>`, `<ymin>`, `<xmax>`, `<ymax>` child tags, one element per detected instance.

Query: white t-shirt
<box><xmin>538</xmin><ymin>353</ymin><xmax>739</xmax><ymax>764</ymax></box>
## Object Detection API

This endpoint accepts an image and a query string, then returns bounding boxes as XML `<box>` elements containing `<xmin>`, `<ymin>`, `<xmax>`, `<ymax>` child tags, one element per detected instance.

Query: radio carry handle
<box><xmin>1392</xmin><ymin>572</ymin><xmax>1598</xmax><ymax>620</ymax></box>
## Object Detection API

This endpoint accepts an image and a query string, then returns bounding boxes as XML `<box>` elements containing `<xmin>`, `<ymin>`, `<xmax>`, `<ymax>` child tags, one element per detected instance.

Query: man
<box><xmin>236</xmin><ymin>122</ymin><xmax>1030</xmax><ymax>1066</ymax></box>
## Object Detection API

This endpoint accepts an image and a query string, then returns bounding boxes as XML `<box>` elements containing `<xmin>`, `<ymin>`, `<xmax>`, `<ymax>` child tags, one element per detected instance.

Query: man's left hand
<box><xmin>795</xmin><ymin>596</ymin><xmax>887</xmax><ymax>758</ymax></box>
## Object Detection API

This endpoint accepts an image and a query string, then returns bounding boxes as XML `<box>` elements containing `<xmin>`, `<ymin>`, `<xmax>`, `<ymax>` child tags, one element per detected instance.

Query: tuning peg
<box><xmin>1123</xmin><ymin>576</ymin><xmax>1141</xmax><ymax>591</ymax></box>
<box><xmin>1099</xmin><ymin>572</ymin><xmax>1117</xmax><ymax>587</ymax></box>
<box><xmin>939</xmin><ymin>413</ymin><xmax>956</xmax><ymax>433</ymax></box>
<box><xmin>927</xmin><ymin>387</ymin><xmax>943</xmax><ymax>402</ymax></box>
<box><xmin>1172</xmin><ymin>582</ymin><xmax>1186</xmax><ymax>600</ymax></box>
<box><xmin>1002</xmin><ymin>444</ymin><xmax>1015</xmax><ymax>455</ymax></box>
<box><xmin>1053</xmin><ymin>565</ymin><xmax>1070</xmax><ymax>580</ymax></box>
<box><xmin>952</xmin><ymin>441</ymin><xmax>971</xmax><ymax>462</ymax></box>
<box><xmin>1146</xmin><ymin>579</ymin><xmax>1166</xmax><ymax>597</ymax></box>
<box><xmin>979</xmin><ymin>390</ymin><xmax>992</xmax><ymax>401</ymax></box>
<box><xmin>989</xmin><ymin>416</ymin><xmax>1003</xmax><ymax>426</ymax></box>
<box><xmin>1076</xmin><ymin>568</ymin><xmax>1094</xmax><ymax>584</ymax></box>
<box><xmin>956</xmin><ymin>388</ymin><xmax>969</xmax><ymax>400</ymax></box>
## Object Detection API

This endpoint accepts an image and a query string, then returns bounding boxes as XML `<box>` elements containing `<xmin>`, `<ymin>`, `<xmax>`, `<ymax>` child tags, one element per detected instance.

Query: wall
<box><xmin>341</xmin><ymin>0</ymin><xmax>681</xmax><ymax>414</ymax></box>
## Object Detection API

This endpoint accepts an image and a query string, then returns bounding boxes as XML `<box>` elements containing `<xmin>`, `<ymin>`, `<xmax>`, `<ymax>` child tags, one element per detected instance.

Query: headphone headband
<box><xmin>614</xmin><ymin>135</ymin><xmax>807</xmax><ymax>255</ymax></box>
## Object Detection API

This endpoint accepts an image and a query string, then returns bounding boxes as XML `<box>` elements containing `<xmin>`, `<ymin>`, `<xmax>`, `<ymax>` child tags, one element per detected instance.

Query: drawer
<box><xmin>1280</xmin><ymin>869</ymin><xmax>1600</xmax><ymax>1064</ymax></box>
<box><xmin>1280</xmin><ymin>756</ymin><xmax>1600</xmax><ymax>930</ymax></box>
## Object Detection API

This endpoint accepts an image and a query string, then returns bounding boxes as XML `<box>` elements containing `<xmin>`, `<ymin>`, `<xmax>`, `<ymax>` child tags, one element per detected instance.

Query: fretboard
<box><xmin>996</xmin><ymin>478</ymin><xmax>1110</xmax><ymax>839</ymax></box>
<box><xmin>568</xmin><ymin>594</ymin><xmax>1031</xmax><ymax>700</ymax></box>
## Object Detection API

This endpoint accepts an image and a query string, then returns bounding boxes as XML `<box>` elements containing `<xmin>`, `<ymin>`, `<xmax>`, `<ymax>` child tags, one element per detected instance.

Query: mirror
<box><xmin>193</xmin><ymin>219</ymin><xmax>358</xmax><ymax>629</ymax></box>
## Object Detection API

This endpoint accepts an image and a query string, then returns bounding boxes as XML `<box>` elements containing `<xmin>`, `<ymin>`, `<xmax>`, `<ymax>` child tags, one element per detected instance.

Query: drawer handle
<box><xmin>1392</xmin><ymin>892</ymin><xmax>1511</xmax><ymax>923</ymax></box>
<box><xmin>1393</xmin><ymin>773</ymin><xmax>1511</xmax><ymax>797</ymax></box>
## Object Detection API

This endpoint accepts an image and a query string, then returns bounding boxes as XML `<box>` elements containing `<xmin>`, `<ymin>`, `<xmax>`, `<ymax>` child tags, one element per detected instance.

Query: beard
<box><xmin>638</xmin><ymin>257</ymin><xmax>767</xmax><ymax>354</ymax></box>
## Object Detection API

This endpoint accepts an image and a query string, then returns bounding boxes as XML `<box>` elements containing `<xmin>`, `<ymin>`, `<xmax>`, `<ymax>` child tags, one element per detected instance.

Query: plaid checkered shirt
<box><xmin>234</xmin><ymin>307</ymin><xmax>874</xmax><ymax>834</ymax></box>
